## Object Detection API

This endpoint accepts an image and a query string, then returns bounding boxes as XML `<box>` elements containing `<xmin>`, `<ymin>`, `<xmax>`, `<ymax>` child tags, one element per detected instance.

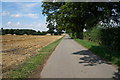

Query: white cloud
<box><xmin>1</xmin><ymin>11</ymin><xmax>10</xmax><ymax>16</ymax></box>
<box><xmin>2</xmin><ymin>0</ymin><xmax>42</xmax><ymax>2</ymax></box>
<box><xmin>11</xmin><ymin>13</ymin><xmax>39</xmax><ymax>18</ymax></box>
<box><xmin>7</xmin><ymin>21</ymin><xmax>12</xmax><ymax>25</ymax></box>
<box><xmin>11</xmin><ymin>14</ymin><xmax>22</xmax><ymax>18</ymax></box>
<box><xmin>26</xmin><ymin>22</ymin><xmax>48</xmax><ymax>31</ymax></box>
<box><xmin>23</xmin><ymin>3</ymin><xmax>40</xmax><ymax>8</ymax></box>
<box><xmin>6</xmin><ymin>21</ymin><xmax>21</xmax><ymax>27</ymax></box>
<box><xmin>17</xmin><ymin>22</ymin><xmax>20</xmax><ymax>25</ymax></box>
<box><xmin>15</xmin><ymin>3</ymin><xmax>40</xmax><ymax>12</ymax></box>
<box><xmin>26</xmin><ymin>13</ymin><xmax>39</xmax><ymax>18</ymax></box>
<box><xmin>4</xmin><ymin>21</ymin><xmax>48</xmax><ymax>31</ymax></box>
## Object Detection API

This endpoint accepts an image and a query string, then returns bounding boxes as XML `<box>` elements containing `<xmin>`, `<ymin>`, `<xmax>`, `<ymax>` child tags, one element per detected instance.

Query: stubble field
<box><xmin>1</xmin><ymin>35</ymin><xmax>62</xmax><ymax>74</ymax></box>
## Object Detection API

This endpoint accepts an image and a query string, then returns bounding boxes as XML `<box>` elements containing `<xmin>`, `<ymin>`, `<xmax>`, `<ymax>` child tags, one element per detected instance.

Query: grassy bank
<box><xmin>74</xmin><ymin>39</ymin><xmax>120</xmax><ymax>67</ymax></box>
<box><xmin>4</xmin><ymin>36</ymin><xmax>64</xmax><ymax>79</ymax></box>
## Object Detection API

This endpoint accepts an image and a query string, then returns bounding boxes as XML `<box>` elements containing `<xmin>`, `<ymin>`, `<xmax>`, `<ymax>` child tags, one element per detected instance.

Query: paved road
<box><xmin>41</xmin><ymin>35</ymin><xmax>119</xmax><ymax>78</ymax></box>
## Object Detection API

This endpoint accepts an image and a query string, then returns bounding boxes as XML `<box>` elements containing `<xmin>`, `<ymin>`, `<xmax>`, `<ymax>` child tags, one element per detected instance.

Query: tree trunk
<box><xmin>76</xmin><ymin>27</ymin><xmax>83</xmax><ymax>39</ymax></box>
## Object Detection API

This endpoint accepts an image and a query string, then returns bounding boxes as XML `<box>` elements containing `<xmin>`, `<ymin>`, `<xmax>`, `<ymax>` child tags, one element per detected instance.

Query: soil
<box><xmin>1</xmin><ymin>35</ymin><xmax>62</xmax><ymax>74</ymax></box>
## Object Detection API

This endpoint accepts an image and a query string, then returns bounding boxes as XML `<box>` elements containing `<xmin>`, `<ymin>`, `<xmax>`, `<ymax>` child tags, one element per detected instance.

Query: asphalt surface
<box><xmin>41</xmin><ymin>35</ymin><xmax>119</xmax><ymax>78</ymax></box>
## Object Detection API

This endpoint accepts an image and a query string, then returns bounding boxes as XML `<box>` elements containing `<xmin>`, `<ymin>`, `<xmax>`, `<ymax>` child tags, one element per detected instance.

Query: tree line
<box><xmin>0</xmin><ymin>28</ymin><xmax>47</xmax><ymax>35</ymax></box>
<box><xmin>0</xmin><ymin>28</ymin><xmax>64</xmax><ymax>35</ymax></box>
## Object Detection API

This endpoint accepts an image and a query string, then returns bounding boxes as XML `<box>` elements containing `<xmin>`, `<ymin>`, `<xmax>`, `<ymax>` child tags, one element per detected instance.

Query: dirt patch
<box><xmin>1</xmin><ymin>35</ymin><xmax>62</xmax><ymax>74</ymax></box>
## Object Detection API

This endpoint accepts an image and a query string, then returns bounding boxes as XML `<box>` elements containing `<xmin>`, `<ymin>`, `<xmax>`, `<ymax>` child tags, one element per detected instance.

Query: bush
<box><xmin>83</xmin><ymin>27</ymin><xmax>101</xmax><ymax>43</ymax></box>
<box><xmin>100</xmin><ymin>27</ymin><xmax>120</xmax><ymax>51</ymax></box>
<box><xmin>75</xmin><ymin>39</ymin><xmax>120</xmax><ymax>66</ymax></box>
<box><xmin>83</xmin><ymin>27</ymin><xmax>120</xmax><ymax>51</ymax></box>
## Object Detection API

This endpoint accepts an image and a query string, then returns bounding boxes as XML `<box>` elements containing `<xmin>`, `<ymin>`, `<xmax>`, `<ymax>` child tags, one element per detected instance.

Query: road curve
<box><xmin>41</xmin><ymin>35</ymin><xmax>119</xmax><ymax>78</ymax></box>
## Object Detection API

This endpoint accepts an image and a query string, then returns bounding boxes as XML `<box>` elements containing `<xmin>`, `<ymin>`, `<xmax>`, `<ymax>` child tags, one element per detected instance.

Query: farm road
<box><xmin>41</xmin><ymin>35</ymin><xmax>119</xmax><ymax>78</ymax></box>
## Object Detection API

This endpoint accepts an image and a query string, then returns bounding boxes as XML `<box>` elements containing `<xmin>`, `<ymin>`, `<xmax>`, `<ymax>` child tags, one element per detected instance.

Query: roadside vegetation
<box><xmin>42</xmin><ymin>2</ymin><xmax>120</xmax><ymax>67</ymax></box>
<box><xmin>4</xmin><ymin>36</ymin><xmax>64</xmax><ymax>79</ymax></box>
<box><xmin>74</xmin><ymin>39</ymin><xmax>120</xmax><ymax>67</ymax></box>
<box><xmin>73</xmin><ymin>26</ymin><xmax>120</xmax><ymax>67</ymax></box>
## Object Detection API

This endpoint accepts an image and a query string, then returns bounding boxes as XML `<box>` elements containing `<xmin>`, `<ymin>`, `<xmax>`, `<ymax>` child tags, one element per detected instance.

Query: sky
<box><xmin>1</xmin><ymin>2</ymin><xmax>48</xmax><ymax>31</ymax></box>
<box><xmin>1</xmin><ymin>0</ymin><xmax>119</xmax><ymax>32</ymax></box>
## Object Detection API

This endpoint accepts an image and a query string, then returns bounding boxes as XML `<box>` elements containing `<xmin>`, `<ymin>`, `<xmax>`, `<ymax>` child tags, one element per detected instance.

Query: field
<box><xmin>1</xmin><ymin>35</ymin><xmax>62</xmax><ymax>74</ymax></box>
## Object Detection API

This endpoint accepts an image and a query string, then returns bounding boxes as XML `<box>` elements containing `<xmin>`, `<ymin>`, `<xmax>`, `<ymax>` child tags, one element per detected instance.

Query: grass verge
<box><xmin>74</xmin><ymin>39</ymin><xmax>120</xmax><ymax>67</ymax></box>
<box><xmin>4</xmin><ymin>36</ymin><xmax>64</xmax><ymax>79</ymax></box>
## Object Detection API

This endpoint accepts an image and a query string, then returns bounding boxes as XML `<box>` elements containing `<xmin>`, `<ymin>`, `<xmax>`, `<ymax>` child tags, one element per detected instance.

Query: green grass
<box><xmin>5</xmin><ymin>37</ymin><xmax>64</xmax><ymax>79</ymax></box>
<box><xmin>74</xmin><ymin>39</ymin><xmax>120</xmax><ymax>67</ymax></box>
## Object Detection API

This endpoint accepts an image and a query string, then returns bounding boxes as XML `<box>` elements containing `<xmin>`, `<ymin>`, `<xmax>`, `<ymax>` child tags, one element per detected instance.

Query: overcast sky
<box><xmin>1</xmin><ymin>2</ymin><xmax>48</xmax><ymax>31</ymax></box>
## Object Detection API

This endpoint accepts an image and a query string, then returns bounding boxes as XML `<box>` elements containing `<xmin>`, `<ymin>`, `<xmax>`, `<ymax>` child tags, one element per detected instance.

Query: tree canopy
<box><xmin>42</xmin><ymin>2</ymin><xmax>120</xmax><ymax>38</ymax></box>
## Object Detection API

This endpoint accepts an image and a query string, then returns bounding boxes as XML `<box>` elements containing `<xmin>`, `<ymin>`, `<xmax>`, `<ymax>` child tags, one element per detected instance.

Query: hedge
<box><xmin>83</xmin><ymin>27</ymin><xmax>120</xmax><ymax>51</ymax></box>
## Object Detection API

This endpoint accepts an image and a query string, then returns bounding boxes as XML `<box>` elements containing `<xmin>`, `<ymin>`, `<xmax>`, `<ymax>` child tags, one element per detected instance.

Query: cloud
<box><xmin>26</xmin><ymin>13</ymin><xmax>39</xmax><ymax>18</ymax></box>
<box><xmin>17</xmin><ymin>22</ymin><xmax>21</xmax><ymax>25</ymax></box>
<box><xmin>6</xmin><ymin>21</ymin><xmax>21</xmax><ymax>27</ymax></box>
<box><xmin>1</xmin><ymin>11</ymin><xmax>10</xmax><ymax>16</ymax></box>
<box><xmin>4</xmin><ymin>21</ymin><xmax>48</xmax><ymax>31</ymax></box>
<box><xmin>15</xmin><ymin>3</ymin><xmax>40</xmax><ymax>12</ymax></box>
<box><xmin>2</xmin><ymin>0</ymin><xmax>42</xmax><ymax>2</ymax></box>
<box><xmin>2</xmin><ymin>11</ymin><xmax>39</xmax><ymax>18</ymax></box>
<box><xmin>7</xmin><ymin>21</ymin><xmax>12</xmax><ymax>25</ymax></box>
<box><xmin>11</xmin><ymin>14</ymin><xmax>22</xmax><ymax>17</ymax></box>
<box><xmin>11</xmin><ymin>13</ymin><xmax>39</xmax><ymax>18</ymax></box>
<box><xmin>23</xmin><ymin>3</ymin><xmax>40</xmax><ymax>8</ymax></box>
<box><xmin>25</xmin><ymin>22</ymin><xmax>48</xmax><ymax>31</ymax></box>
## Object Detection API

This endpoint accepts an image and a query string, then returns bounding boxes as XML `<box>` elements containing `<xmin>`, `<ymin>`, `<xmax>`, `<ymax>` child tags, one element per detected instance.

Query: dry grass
<box><xmin>1</xmin><ymin>35</ymin><xmax>62</xmax><ymax>74</ymax></box>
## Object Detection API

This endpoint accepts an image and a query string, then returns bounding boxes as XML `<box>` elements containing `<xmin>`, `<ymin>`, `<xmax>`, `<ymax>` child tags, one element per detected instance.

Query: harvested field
<box><xmin>1</xmin><ymin>35</ymin><xmax>62</xmax><ymax>74</ymax></box>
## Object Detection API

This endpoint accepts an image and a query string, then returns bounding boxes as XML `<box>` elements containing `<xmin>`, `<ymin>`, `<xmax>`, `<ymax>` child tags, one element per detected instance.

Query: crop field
<box><xmin>1</xmin><ymin>35</ymin><xmax>62</xmax><ymax>74</ymax></box>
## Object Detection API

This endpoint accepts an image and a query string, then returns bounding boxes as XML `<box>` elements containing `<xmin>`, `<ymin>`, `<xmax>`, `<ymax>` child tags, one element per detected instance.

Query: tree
<box><xmin>47</xmin><ymin>23</ymin><xmax>55</xmax><ymax>35</ymax></box>
<box><xmin>42</xmin><ymin>2</ymin><xmax>64</xmax><ymax>35</ymax></box>
<box><xmin>42</xmin><ymin>2</ymin><xmax>120</xmax><ymax>39</ymax></box>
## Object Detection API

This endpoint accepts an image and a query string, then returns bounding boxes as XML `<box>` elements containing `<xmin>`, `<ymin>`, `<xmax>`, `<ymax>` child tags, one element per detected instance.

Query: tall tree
<box><xmin>42</xmin><ymin>2</ymin><xmax>120</xmax><ymax>38</ymax></box>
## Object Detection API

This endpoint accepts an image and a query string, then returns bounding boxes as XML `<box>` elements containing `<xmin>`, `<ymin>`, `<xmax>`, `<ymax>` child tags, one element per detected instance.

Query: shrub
<box><xmin>83</xmin><ymin>27</ymin><xmax>120</xmax><ymax>51</ymax></box>
<box><xmin>83</xmin><ymin>27</ymin><xmax>101</xmax><ymax>43</ymax></box>
<box><xmin>100</xmin><ymin>27</ymin><xmax>120</xmax><ymax>51</ymax></box>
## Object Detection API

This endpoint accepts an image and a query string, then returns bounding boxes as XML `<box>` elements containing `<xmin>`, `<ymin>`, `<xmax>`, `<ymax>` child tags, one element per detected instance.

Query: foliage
<box><xmin>42</xmin><ymin>2</ymin><xmax>64</xmax><ymax>35</ymax></box>
<box><xmin>42</xmin><ymin>2</ymin><xmax>120</xmax><ymax>66</ymax></box>
<box><xmin>42</xmin><ymin>2</ymin><xmax>120</xmax><ymax>38</ymax></box>
<box><xmin>75</xmin><ymin>39</ymin><xmax>120</xmax><ymax>66</ymax></box>
<box><xmin>100</xmin><ymin>27</ymin><xmax>120</xmax><ymax>51</ymax></box>
<box><xmin>83</xmin><ymin>27</ymin><xmax>101</xmax><ymax>43</ymax></box>
<box><xmin>1</xmin><ymin>28</ymin><xmax>47</xmax><ymax>35</ymax></box>
<box><xmin>83</xmin><ymin>27</ymin><xmax>120</xmax><ymax>51</ymax></box>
